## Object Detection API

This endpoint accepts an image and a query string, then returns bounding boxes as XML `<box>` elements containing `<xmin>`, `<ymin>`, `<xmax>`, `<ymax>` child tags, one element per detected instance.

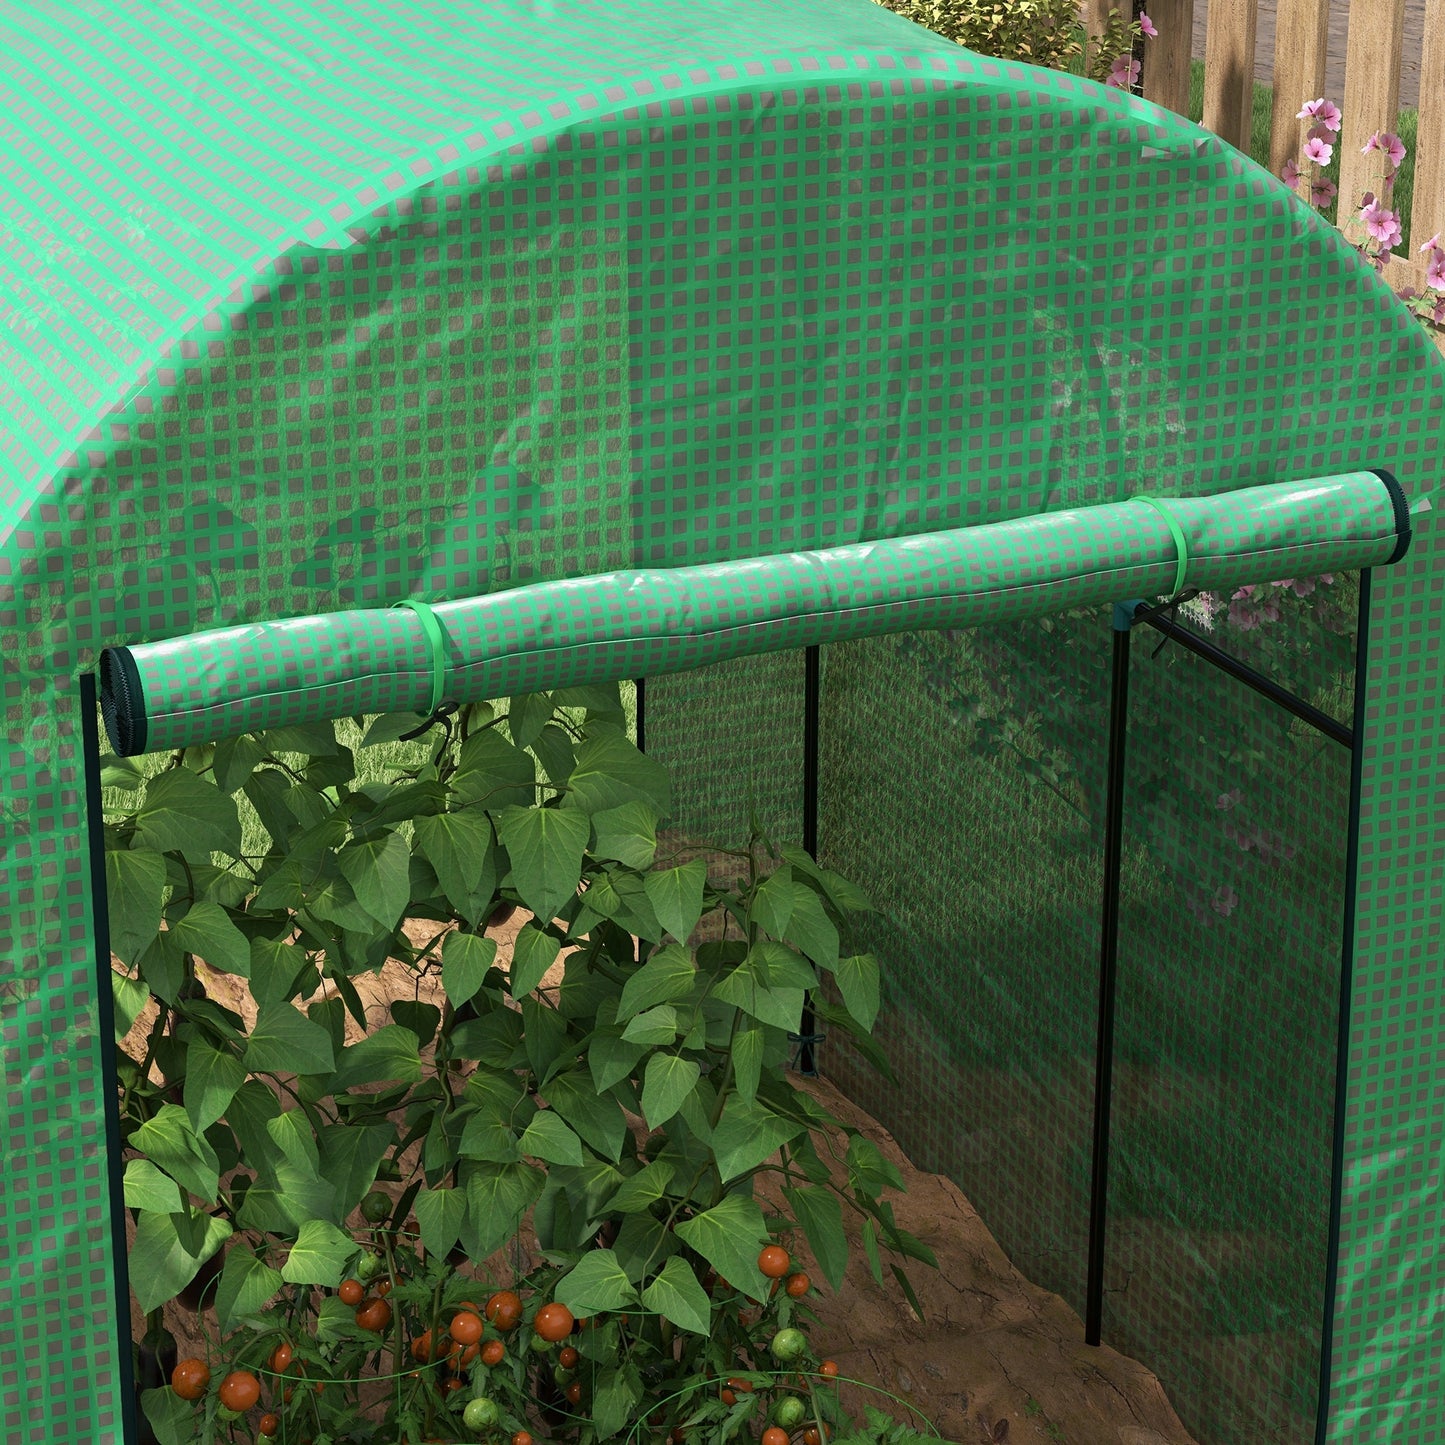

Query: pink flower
<box><xmin>1212</xmin><ymin>885</ymin><xmax>1239</xmax><ymax>917</ymax></box>
<box><xmin>1281</xmin><ymin>157</ymin><xmax>1302</xmax><ymax>187</ymax></box>
<box><xmin>1105</xmin><ymin>54</ymin><xmax>1140</xmax><ymax>89</ymax></box>
<box><xmin>1297</xmin><ymin>98</ymin><xmax>1342</xmax><ymax>133</ymax></box>
<box><xmin>1427</xmin><ymin>249</ymin><xmax>1445</xmax><ymax>292</ymax></box>
<box><xmin>1361</xmin><ymin>198</ymin><xmax>1403</xmax><ymax>250</ymax></box>
<box><xmin>1303</xmin><ymin>136</ymin><xmax>1333</xmax><ymax>165</ymax></box>
<box><xmin>1421</xmin><ymin>232</ymin><xmax>1443</xmax><ymax>254</ymax></box>
<box><xmin>1363</xmin><ymin>131</ymin><xmax>1407</xmax><ymax>168</ymax></box>
<box><xmin>1311</xmin><ymin>180</ymin><xmax>1338</xmax><ymax>207</ymax></box>
<box><xmin>1139</xmin><ymin>11</ymin><xmax>1158</xmax><ymax>37</ymax></box>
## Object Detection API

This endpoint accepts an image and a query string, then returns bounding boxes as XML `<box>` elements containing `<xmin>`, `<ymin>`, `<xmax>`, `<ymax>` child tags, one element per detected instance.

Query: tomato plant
<box><xmin>109</xmin><ymin>689</ymin><xmax>939</xmax><ymax>1444</ymax></box>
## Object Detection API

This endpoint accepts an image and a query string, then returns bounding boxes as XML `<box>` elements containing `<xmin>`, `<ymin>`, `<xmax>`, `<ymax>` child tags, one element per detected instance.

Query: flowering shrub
<box><xmin>1287</xmin><ymin>97</ymin><xmax>1445</xmax><ymax>333</ymax></box>
<box><xmin>873</xmin><ymin>0</ymin><xmax>1156</xmax><ymax>92</ymax></box>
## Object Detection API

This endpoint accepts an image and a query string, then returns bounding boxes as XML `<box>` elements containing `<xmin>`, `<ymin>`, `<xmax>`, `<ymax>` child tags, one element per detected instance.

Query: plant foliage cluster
<box><xmin>104</xmin><ymin>685</ymin><xmax>939</xmax><ymax>1445</ymax></box>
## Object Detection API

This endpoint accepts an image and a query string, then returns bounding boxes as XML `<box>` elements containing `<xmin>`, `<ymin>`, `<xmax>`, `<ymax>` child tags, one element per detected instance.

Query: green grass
<box><xmin>1186</xmin><ymin>59</ymin><xmax>1420</xmax><ymax>249</ymax></box>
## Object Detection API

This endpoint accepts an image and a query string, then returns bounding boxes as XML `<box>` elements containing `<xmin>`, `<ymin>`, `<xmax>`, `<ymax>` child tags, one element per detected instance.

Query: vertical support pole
<box><xmin>1269</xmin><ymin>0</ymin><xmax>1331</xmax><ymax>188</ymax></box>
<box><xmin>80</xmin><ymin>673</ymin><xmax>140</xmax><ymax>1445</ymax></box>
<box><xmin>1315</xmin><ymin>570</ymin><xmax>1373</xmax><ymax>1445</ymax></box>
<box><xmin>797</xmin><ymin>645</ymin><xmax>822</xmax><ymax>1077</ymax></box>
<box><xmin>634</xmin><ymin>676</ymin><xmax>646</xmax><ymax>754</ymax></box>
<box><xmin>1085</xmin><ymin>610</ymin><xmax>1133</xmax><ymax>1346</ymax></box>
<box><xmin>1336</xmin><ymin>0</ymin><xmax>1406</xmax><ymax>228</ymax></box>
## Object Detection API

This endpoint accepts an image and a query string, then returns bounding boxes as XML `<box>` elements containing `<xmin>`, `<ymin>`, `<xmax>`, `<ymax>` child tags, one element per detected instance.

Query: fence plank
<box><xmin>1202</xmin><ymin>0</ymin><xmax>1258</xmax><ymax>151</ymax></box>
<box><xmin>1141</xmin><ymin>0</ymin><xmax>1196</xmax><ymax>117</ymax></box>
<box><xmin>1269</xmin><ymin>0</ymin><xmax>1332</xmax><ymax>186</ymax></box>
<box><xmin>1335</xmin><ymin>0</ymin><xmax>1406</xmax><ymax>230</ymax></box>
<box><xmin>1411</xmin><ymin>0</ymin><xmax>1444</xmax><ymax>264</ymax></box>
<box><xmin>1081</xmin><ymin>0</ymin><xmax>1112</xmax><ymax>77</ymax></box>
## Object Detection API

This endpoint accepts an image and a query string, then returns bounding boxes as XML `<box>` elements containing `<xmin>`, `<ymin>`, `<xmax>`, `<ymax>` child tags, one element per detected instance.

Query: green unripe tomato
<box><xmin>463</xmin><ymin>1396</ymin><xmax>500</xmax><ymax>1429</ymax></box>
<box><xmin>773</xmin><ymin>1396</ymin><xmax>808</xmax><ymax>1429</ymax></box>
<box><xmin>360</xmin><ymin>1191</ymin><xmax>391</xmax><ymax>1224</ymax></box>
<box><xmin>355</xmin><ymin>1250</ymin><xmax>383</xmax><ymax>1280</ymax></box>
<box><xmin>769</xmin><ymin>1328</ymin><xmax>807</xmax><ymax>1362</ymax></box>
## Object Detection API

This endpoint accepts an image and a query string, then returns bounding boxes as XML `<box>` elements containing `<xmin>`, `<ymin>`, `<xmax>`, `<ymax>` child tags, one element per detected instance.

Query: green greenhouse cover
<box><xmin>1</xmin><ymin>0</ymin><xmax>1444</xmax><ymax>1442</ymax></box>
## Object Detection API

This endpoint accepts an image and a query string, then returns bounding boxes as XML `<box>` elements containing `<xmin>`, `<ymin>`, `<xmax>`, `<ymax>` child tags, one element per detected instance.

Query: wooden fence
<box><xmin>1085</xmin><ymin>0</ymin><xmax>1444</xmax><ymax>301</ymax></box>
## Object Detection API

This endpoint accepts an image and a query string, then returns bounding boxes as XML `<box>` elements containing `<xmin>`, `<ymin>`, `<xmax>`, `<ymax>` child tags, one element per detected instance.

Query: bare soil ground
<box><xmin>121</xmin><ymin>914</ymin><xmax>1199</xmax><ymax>1445</ymax></box>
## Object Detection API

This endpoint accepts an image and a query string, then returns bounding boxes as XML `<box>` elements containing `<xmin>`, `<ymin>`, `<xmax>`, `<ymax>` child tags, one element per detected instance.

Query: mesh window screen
<box><xmin>817</xmin><ymin>617</ymin><xmax>1111</xmax><ymax>1315</ymax></box>
<box><xmin>1102</xmin><ymin>579</ymin><xmax>1359</xmax><ymax>1445</ymax></box>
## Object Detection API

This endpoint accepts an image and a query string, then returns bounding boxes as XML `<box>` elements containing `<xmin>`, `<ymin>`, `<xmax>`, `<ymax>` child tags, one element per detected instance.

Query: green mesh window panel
<box><xmin>817</xmin><ymin>620</ymin><xmax>1110</xmax><ymax>1315</ymax></box>
<box><xmin>640</xmin><ymin>652</ymin><xmax>805</xmax><ymax>877</ymax></box>
<box><xmin>1102</xmin><ymin>578</ymin><xmax>1360</xmax><ymax>1445</ymax></box>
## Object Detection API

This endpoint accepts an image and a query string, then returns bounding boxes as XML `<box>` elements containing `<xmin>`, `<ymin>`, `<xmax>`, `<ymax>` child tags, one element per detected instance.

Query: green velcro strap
<box><xmin>392</xmin><ymin>599</ymin><xmax>447</xmax><ymax>717</ymax></box>
<box><xmin>1132</xmin><ymin>494</ymin><xmax>1190</xmax><ymax>599</ymax></box>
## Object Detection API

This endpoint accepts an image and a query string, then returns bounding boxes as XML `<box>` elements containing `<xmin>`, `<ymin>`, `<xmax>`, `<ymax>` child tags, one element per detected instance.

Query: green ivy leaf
<box><xmin>753</xmin><ymin>940</ymin><xmax>819</xmax><ymax>991</ymax></box>
<box><xmin>461</xmin><ymin>1161</ymin><xmax>546</xmax><ymax>1260</ymax></box>
<box><xmin>495</xmin><ymin>806</ymin><xmax>590</xmax><ymax>922</ymax></box>
<box><xmin>521</xmin><ymin>996</ymin><xmax>572</xmax><ymax>1083</ymax></box>
<box><xmin>589</xmin><ymin>802</ymin><xmax>659</xmax><ymax>869</ymax></box>
<box><xmin>317</xmin><ymin>1123</ymin><xmax>394</xmax><ymax>1217</ymax></box>
<box><xmin>413</xmin><ymin>810</ymin><xmax>497</xmax><ymax>927</ymax></box>
<box><xmin>546</xmin><ymin>1068</ymin><xmax>628</xmax><ymax>1162</ymax></box>
<box><xmin>562</xmin><ymin>725</ymin><xmax>672</xmax><ymax>816</ymax></box>
<box><xmin>640</xmin><ymin>1255</ymin><xmax>712</xmax><ymax>1334</ymax></box>
<box><xmin>132</xmin><ymin>1104</ymin><xmax>221</xmax><ymax>1203</ymax></box>
<box><xmin>834</xmin><ymin>953</ymin><xmax>881</xmax><ymax>1031</ymax></box>
<box><xmin>732</xmin><ymin>1022</ymin><xmax>766</xmax><ymax>1107</ymax></box>
<box><xmin>129</xmin><ymin>1209</ymin><xmax>232</xmax><ymax>1313</ymax></box>
<box><xmin>510</xmin><ymin>922</ymin><xmax>561</xmax><ymax>999</ymax></box>
<box><xmin>134</xmin><ymin>768</ymin><xmax>242</xmax><ymax>859</ymax></box>
<box><xmin>508</xmin><ymin>691</ymin><xmax>554</xmax><ymax>750</ymax></box>
<box><xmin>587</xmin><ymin>1030</ymin><xmax>647</xmax><ymax>1094</ymax></box>
<box><xmin>711</xmin><ymin>1096</ymin><xmax>804</xmax><ymax>1184</ymax></box>
<box><xmin>750</xmin><ymin>867</ymin><xmax>797</xmax><ymax>937</ymax></box>
<box><xmin>643</xmin><ymin>860</ymin><xmax>708</xmax><ymax>943</ymax></box>
<box><xmin>617</xmin><ymin>944</ymin><xmax>695</xmax><ymax>1021</ymax></box>
<box><xmin>674</xmin><ymin>1194</ymin><xmax>770</xmax><ymax>1302</ymax></box>
<box><xmin>103</xmin><ymin>848</ymin><xmax>166</xmax><ymax>962</ymax></box>
<box><xmin>781</xmin><ymin>886</ymin><xmax>839</xmax><ymax>972</ymax></box>
<box><xmin>329</xmin><ymin>1025</ymin><xmax>423</xmax><ymax>1092</ymax></box>
<box><xmin>861</xmin><ymin>1217</ymin><xmax>884</xmax><ymax>1286</ymax></box>
<box><xmin>847</xmin><ymin>1135</ymin><xmax>904</xmax><ymax>1197</ymax></box>
<box><xmin>591</xmin><ymin>1362</ymin><xmax>644</xmax><ymax>1442</ymax></box>
<box><xmin>267</xmin><ymin>1108</ymin><xmax>321</xmax><ymax>1174</ymax></box>
<box><xmin>248</xmin><ymin>938</ymin><xmax>312</xmax><ymax>1008</ymax></box>
<box><xmin>182</xmin><ymin>1039</ymin><xmax>245</xmax><ymax>1134</ymax></box>
<box><xmin>337</xmin><ymin>832</ymin><xmax>411</xmax><ymax>929</ymax></box>
<box><xmin>141</xmin><ymin>1384</ymin><xmax>197</xmax><ymax>1445</ymax></box>
<box><xmin>168</xmin><ymin>901</ymin><xmax>251</xmax><ymax>976</ymax></box>
<box><xmin>214</xmin><ymin>1249</ymin><xmax>283</xmax><ymax>1331</ymax></box>
<box><xmin>609</xmin><ymin>1159</ymin><xmax>676</xmax><ymax>1215</ymax></box>
<box><xmin>640</xmin><ymin>1054</ymin><xmax>700</xmax><ymax>1130</ymax></box>
<box><xmin>518</xmin><ymin>1110</ymin><xmax>585</xmax><ymax>1166</ymax></box>
<box><xmin>415</xmin><ymin>1186</ymin><xmax>467</xmax><ymax>1259</ymax></box>
<box><xmin>112</xmin><ymin>973</ymin><xmax>150</xmax><ymax>1040</ymax></box>
<box><xmin>281</xmin><ymin>1219</ymin><xmax>356</xmax><ymax>1286</ymax></box>
<box><xmin>450</xmin><ymin>730</ymin><xmax>535</xmax><ymax>809</ymax></box>
<box><xmin>442</xmin><ymin>931</ymin><xmax>499</xmax><ymax>1007</ymax></box>
<box><xmin>302</xmin><ymin>872</ymin><xmax>376</xmax><ymax>934</ymax></box>
<box><xmin>211</xmin><ymin>734</ymin><xmax>265</xmax><ymax>793</ymax></box>
<box><xmin>554</xmin><ymin>1249</ymin><xmax>638</xmax><ymax>1314</ymax></box>
<box><xmin>783</xmin><ymin>1185</ymin><xmax>849</xmax><ymax>1291</ymax></box>
<box><xmin>620</xmin><ymin>1005</ymin><xmax>679</xmax><ymax>1046</ymax></box>
<box><xmin>711</xmin><ymin>953</ymin><xmax>804</xmax><ymax>1032</ymax></box>
<box><xmin>244</xmin><ymin>1002</ymin><xmax>336</xmax><ymax>1076</ymax></box>
<box><xmin>122</xmin><ymin>1159</ymin><xmax>182</xmax><ymax>1214</ymax></box>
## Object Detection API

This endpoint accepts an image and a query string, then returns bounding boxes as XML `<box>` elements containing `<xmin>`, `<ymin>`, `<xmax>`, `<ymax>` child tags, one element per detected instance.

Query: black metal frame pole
<box><xmin>81</xmin><ymin>673</ymin><xmax>141</xmax><ymax>1445</ymax></box>
<box><xmin>1085</xmin><ymin>615</ymin><xmax>1132</xmax><ymax>1346</ymax></box>
<box><xmin>1131</xmin><ymin>603</ymin><xmax>1352</xmax><ymax>748</ymax></box>
<box><xmin>797</xmin><ymin>645</ymin><xmax>822</xmax><ymax>1076</ymax></box>
<box><xmin>1315</xmin><ymin>570</ymin><xmax>1374</xmax><ymax>1444</ymax></box>
<box><xmin>634</xmin><ymin>675</ymin><xmax>646</xmax><ymax>754</ymax></box>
